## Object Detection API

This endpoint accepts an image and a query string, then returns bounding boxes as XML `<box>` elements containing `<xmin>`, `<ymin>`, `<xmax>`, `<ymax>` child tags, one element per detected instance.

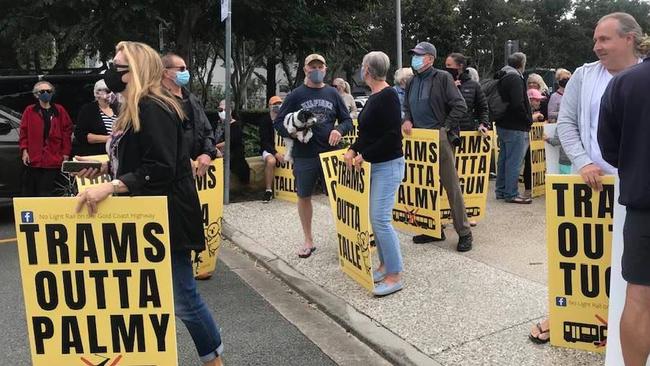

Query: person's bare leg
<box><xmin>204</xmin><ymin>356</ymin><xmax>223</xmax><ymax>366</ymax></box>
<box><xmin>621</xmin><ymin>283</ymin><xmax>650</xmax><ymax>366</ymax></box>
<box><xmin>264</xmin><ymin>155</ymin><xmax>276</xmax><ymax>190</ymax></box>
<box><xmin>297</xmin><ymin>197</ymin><xmax>314</xmax><ymax>250</ymax></box>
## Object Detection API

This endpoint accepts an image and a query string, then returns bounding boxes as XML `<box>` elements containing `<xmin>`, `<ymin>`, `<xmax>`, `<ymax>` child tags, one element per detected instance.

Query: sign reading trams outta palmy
<box><xmin>440</xmin><ymin>131</ymin><xmax>493</xmax><ymax>223</ymax></box>
<box><xmin>546</xmin><ymin>175</ymin><xmax>614</xmax><ymax>353</ymax></box>
<box><xmin>273</xmin><ymin>134</ymin><xmax>298</xmax><ymax>203</ymax></box>
<box><xmin>530</xmin><ymin>122</ymin><xmax>546</xmax><ymax>198</ymax></box>
<box><xmin>13</xmin><ymin>197</ymin><xmax>178</xmax><ymax>366</ymax></box>
<box><xmin>191</xmin><ymin>158</ymin><xmax>225</xmax><ymax>278</ymax></box>
<box><xmin>393</xmin><ymin>129</ymin><xmax>442</xmax><ymax>239</ymax></box>
<box><xmin>320</xmin><ymin>149</ymin><xmax>374</xmax><ymax>292</ymax></box>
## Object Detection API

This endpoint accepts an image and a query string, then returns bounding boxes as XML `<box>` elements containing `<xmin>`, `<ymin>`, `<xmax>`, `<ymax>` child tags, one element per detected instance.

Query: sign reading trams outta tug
<box><xmin>440</xmin><ymin>131</ymin><xmax>493</xmax><ymax>224</ymax></box>
<box><xmin>393</xmin><ymin>129</ymin><xmax>442</xmax><ymax>239</ymax></box>
<box><xmin>320</xmin><ymin>149</ymin><xmax>374</xmax><ymax>292</ymax></box>
<box><xmin>546</xmin><ymin>175</ymin><xmax>614</xmax><ymax>353</ymax></box>
<box><xmin>13</xmin><ymin>197</ymin><xmax>178</xmax><ymax>366</ymax></box>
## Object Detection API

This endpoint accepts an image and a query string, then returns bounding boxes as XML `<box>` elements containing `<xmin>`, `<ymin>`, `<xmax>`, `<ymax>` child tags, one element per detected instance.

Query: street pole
<box><xmin>396</xmin><ymin>0</ymin><xmax>402</xmax><ymax>69</ymax></box>
<box><xmin>223</xmin><ymin>0</ymin><xmax>232</xmax><ymax>204</ymax></box>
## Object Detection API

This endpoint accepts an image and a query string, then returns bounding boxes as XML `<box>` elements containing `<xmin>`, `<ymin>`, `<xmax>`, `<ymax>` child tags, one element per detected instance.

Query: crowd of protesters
<box><xmin>13</xmin><ymin>8</ymin><xmax>650</xmax><ymax>363</ymax></box>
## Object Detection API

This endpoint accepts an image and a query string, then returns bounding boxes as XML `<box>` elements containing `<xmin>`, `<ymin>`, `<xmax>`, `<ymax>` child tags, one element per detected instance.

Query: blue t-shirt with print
<box><xmin>273</xmin><ymin>84</ymin><xmax>353</xmax><ymax>158</ymax></box>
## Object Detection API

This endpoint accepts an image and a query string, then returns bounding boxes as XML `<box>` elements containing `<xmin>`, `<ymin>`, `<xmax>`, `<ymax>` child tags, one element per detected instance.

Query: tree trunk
<box><xmin>266</xmin><ymin>55</ymin><xmax>276</xmax><ymax>103</ymax></box>
<box><xmin>175</xmin><ymin>2</ymin><xmax>203</xmax><ymax>70</ymax></box>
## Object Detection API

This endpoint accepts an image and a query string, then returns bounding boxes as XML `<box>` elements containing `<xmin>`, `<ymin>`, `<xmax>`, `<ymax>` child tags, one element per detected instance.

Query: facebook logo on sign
<box><xmin>556</xmin><ymin>297</ymin><xmax>567</xmax><ymax>307</ymax></box>
<box><xmin>21</xmin><ymin>211</ymin><xmax>34</xmax><ymax>223</ymax></box>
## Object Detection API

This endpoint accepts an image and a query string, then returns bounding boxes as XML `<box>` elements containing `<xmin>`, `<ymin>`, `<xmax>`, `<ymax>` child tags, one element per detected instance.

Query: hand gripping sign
<box><xmin>13</xmin><ymin>196</ymin><xmax>178</xmax><ymax>366</ymax></box>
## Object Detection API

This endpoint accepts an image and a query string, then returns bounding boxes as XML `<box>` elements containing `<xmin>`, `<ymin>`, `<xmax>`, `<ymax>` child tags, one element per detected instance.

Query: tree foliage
<box><xmin>2</xmin><ymin>0</ymin><xmax>650</xmax><ymax>106</ymax></box>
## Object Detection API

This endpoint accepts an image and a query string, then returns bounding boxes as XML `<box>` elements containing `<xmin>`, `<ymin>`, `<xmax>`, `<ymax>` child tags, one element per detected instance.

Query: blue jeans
<box><xmin>172</xmin><ymin>250</ymin><xmax>224</xmax><ymax>363</ymax></box>
<box><xmin>496</xmin><ymin>127</ymin><xmax>529</xmax><ymax>199</ymax></box>
<box><xmin>370</xmin><ymin>157</ymin><xmax>405</xmax><ymax>274</ymax></box>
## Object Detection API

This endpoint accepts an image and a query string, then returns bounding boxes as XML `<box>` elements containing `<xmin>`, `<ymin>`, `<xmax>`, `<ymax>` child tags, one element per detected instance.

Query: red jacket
<box><xmin>19</xmin><ymin>103</ymin><xmax>72</xmax><ymax>169</ymax></box>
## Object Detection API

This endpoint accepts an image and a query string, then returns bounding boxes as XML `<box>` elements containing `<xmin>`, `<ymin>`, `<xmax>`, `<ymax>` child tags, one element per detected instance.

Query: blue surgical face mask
<box><xmin>38</xmin><ymin>91</ymin><xmax>52</xmax><ymax>103</ymax></box>
<box><xmin>411</xmin><ymin>55</ymin><xmax>425</xmax><ymax>71</ymax></box>
<box><xmin>308</xmin><ymin>69</ymin><xmax>325</xmax><ymax>84</ymax></box>
<box><xmin>175</xmin><ymin>70</ymin><xmax>190</xmax><ymax>86</ymax></box>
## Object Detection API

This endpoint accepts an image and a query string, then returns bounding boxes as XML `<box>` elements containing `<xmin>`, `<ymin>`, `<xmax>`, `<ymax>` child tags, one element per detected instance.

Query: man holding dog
<box><xmin>402</xmin><ymin>41</ymin><xmax>474</xmax><ymax>252</ymax></box>
<box><xmin>274</xmin><ymin>54</ymin><xmax>352</xmax><ymax>258</ymax></box>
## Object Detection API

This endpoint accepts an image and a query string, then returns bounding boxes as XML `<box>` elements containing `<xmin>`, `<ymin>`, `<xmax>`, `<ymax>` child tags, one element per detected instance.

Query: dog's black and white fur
<box><xmin>283</xmin><ymin>109</ymin><xmax>318</xmax><ymax>162</ymax></box>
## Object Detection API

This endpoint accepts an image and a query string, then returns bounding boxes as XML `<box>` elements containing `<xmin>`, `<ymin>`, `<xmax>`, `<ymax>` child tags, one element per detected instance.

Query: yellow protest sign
<box><xmin>440</xmin><ymin>131</ymin><xmax>493</xmax><ymax>223</ymax></box>
<box><xmin>530</xmin><ymin>122</ymin><xmax>546</xmax><ymax>197</ymax></box>
<box><xmin>273</xmin><ymin>134</ymin><xmax>298</xmax><ymax>203</ymax></box>
<box><xmin>13</xmin><ymin>197</ymin><xmax>177</xmax><ymax>366</ymax></box>
<box><xmin>393</xmin><ymin>129</ymin><xmax>441</xmax><ymax>239</ymax></box>
<box><xmin>341</xmin><ymin>119</ymin><xmax>359</xmax><ymax>145</ymax></box>
<box><xmin>320</xmin><ymin>149</ymin><xmax>374</xmax><ymax>292</ymax></box>
<box><xmin>546</xmin><ymin>175</ymin><xmax>614</xmax><ymax>352</ymax></box>
<box><xmin>74</xmin><ymin>155</ymin><xmax>111</xmax><ymax>193</ymax></box>
<box><xmin>191</xmin><ymin>158</ymin><xmax>224</xmax><ymax>277</ymax></box>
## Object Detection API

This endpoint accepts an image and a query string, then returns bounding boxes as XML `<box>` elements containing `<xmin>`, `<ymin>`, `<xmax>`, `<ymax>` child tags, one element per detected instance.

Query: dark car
<box><xmin>0</xmin><ymin>105</ymin><xmax>22</xmax><ymax>197</ymax></box>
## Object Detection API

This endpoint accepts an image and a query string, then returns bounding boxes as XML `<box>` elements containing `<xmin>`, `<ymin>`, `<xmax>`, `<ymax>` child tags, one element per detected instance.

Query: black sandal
<box><xmin>297</xmin><ymin>247</ymin><xmax>316</xmax><ymax>258</ymax></box>
<box><xmin>528</xmin><ymin>322</ymin><xmax>550</xmax><ymax>344</ymax></box>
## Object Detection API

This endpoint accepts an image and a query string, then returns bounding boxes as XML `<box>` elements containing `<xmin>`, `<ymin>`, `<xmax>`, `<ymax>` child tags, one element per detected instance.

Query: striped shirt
<box><xmin>100</xmin><ymin>110</ymin><xmax>117</xmax><ymax>134</ymax></box>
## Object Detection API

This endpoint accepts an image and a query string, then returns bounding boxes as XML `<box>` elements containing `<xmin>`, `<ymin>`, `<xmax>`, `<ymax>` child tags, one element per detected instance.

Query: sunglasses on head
<box><xmin>167</xmin><ymin>66</ymin><xmax>187</xmax><ymax>72</ymax></box>
<box><xmin>36</xmin><ymin>90</ymin><xmax>52</xmax><ymax>95</ymax></box>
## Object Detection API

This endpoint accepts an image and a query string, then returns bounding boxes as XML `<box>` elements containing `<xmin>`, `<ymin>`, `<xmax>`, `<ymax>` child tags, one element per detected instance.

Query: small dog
<box><xmin>283</xmin><ymin>109</ymin><xmax>318</xmax><ymax>162</ymax></box>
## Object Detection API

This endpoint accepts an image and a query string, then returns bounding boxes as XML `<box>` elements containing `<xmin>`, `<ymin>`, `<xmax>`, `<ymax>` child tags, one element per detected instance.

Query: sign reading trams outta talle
<box><xmin>393</xmin><ymin>129</ymin><xmax>442</xmax><ymax>239</ymax></box>
<box><xmin>191</xmin><ymin>158</ymin><xmax>225</xmax><ymax>278</ymax></box>
<box><xmin>530</xmin><ymin>122</ymin><xmax>546</xmax><ymax>197</ymax></box>
<box><xmin>273</xmin><ymin>134</ymin><xmax>298</xmax><ymax>203</ymax></box>
<box><xmin>13</xmin><ymin>197</ymin><xmax>178</xmax><ymax>366</ymax></box>
<box><xmin>320</xmin><ymin>149</ymin><xmax>374</xmax><ymax>292</ymax></box>
<box><xmin>546</xmin><ymin>175</ymin><xmax>614</xmax><ymax>353</ymax></box>
<box><xmin>440</xmin><ymin>131</ymin><xmax>493</xmax><ymax>223</ymax></box>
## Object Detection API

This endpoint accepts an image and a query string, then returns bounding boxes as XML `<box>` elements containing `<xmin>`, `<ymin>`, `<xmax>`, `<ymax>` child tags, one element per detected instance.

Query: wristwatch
<box><xmin>110</xmin><ymin>180</ymin><xmax>121</xmax><ymax>196</ymax></box>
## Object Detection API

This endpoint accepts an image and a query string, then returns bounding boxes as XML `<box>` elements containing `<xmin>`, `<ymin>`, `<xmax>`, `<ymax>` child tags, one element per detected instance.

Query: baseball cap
<box><xmin>409</xmin><ymin>42</ymin><xmax>437</xmax><ymax>57</ymax></box>
<box><xmin>304</xmin><ymin>54</ymin><xmax>326</xmax><ymax>66</ymax></box>
<box><xmin>269</xmin><ymin>96</ymin><xmax>282</xmax><ymax>105</ymax></box>
<box><xmin>527</xmin><ymin>88</ymin><xmax>546</xmax><ymax>100</ymax></box>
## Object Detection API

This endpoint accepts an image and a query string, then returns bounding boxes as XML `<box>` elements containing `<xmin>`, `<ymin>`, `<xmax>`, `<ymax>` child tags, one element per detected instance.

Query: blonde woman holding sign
<box><xmin>344</xmin><ymin>51</ymin><xmax>405</xmax><ymax>297</ymax></box>
<box><xmin>75</xmin><ymin>41</ymin><xmax>224</xmax><ymax>366</ymax></box>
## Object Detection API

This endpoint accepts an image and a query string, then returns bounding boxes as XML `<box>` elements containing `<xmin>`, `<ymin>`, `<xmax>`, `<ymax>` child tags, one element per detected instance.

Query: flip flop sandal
<box><xmin>297</xmin><ymin>247</ymin><xmax>316</xmax><ymax>258</ymax></box>
<box><xmin>506</xmin><ymin>196</ymin><xmax>532</xmax><ymax>204</ymax></box>
<box><xmin>528</xmin><ymin>322</ymin><xmax>550</xmax><ymax>344</ymax></box>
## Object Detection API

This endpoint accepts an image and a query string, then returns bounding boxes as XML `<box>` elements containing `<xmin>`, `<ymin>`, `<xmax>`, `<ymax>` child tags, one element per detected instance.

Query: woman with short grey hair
<box><xmin>345</xmin><ymin>51</ymin><xmax>405</xmax><ymax>297</ymax></box>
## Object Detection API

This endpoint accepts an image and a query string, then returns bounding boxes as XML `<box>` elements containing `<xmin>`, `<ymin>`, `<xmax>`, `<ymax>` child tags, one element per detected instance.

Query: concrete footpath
<box><xmin>223</xmin><ymin>183</ymin><xmax>605</xmax><ymax>366</ymax></box>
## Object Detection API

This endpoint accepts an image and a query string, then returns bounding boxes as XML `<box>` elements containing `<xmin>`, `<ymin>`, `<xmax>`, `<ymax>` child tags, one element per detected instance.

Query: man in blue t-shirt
<box><xmin>274</xmin><ymin>53</ymin><xmax>353</xmax><ymax>258</ymax></box>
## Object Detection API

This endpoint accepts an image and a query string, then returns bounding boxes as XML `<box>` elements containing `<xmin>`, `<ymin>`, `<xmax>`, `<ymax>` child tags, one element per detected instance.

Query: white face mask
<box><xmin>219</xmin><ymin>111</ymin><xmax>226</xmax><ymax>120</ymax></box>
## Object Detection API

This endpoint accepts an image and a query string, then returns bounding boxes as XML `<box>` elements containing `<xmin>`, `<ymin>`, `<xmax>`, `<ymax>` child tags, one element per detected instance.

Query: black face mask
<box><xmin>558</xmin><ymin>78</ymin><xmax>569</xmax><ymax>88</ymax></box>
<box><xmin>444</xmin><ymin>67</ymin><xmax>460</xmax><ymax>80</ymax></box>
<box><xmin>104</xmin><ymin>67</ymin><xmax>129</xmax><ymax>93</ymax></box>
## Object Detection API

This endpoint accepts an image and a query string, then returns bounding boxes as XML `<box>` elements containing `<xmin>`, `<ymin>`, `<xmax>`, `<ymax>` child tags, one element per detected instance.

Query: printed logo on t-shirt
<box><xmin>300</xmin><ymin>99</ymin><xmax>334</xmax><ymax>124</ymax></box>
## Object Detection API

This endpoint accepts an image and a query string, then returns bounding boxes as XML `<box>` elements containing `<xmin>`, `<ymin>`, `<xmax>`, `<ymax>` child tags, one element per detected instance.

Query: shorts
<box><xmin>622</xmin><ymin>208</ymin><xmax>650</xmax><ymax>286</ymax></box>
<box><xmin>293</xmin><ymin>157</ymin><xmax>324</xmax><ymax>198</ymax></box>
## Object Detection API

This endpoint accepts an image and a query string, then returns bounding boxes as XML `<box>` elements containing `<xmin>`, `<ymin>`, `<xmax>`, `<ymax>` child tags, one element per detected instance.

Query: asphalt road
<box><xmin>0</xmin><ymin>200</ymin><xmax>337</xmax><ymax>366</ymax></box>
